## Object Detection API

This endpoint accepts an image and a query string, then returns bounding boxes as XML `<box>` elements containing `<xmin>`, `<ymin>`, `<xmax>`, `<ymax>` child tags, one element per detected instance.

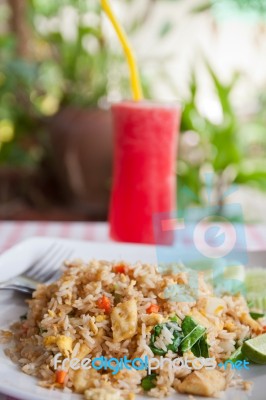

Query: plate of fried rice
<box><xmin>0</xmin><ymin>237</ymin><xmax>265</xmax><ymax>400</ymax></box>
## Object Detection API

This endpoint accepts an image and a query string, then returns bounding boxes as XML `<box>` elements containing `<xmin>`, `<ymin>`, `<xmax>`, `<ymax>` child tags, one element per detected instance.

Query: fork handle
<box><xmin>0</xmin><ymin>284</ymin><xmax>35</xmax><ymax>295</ymax></box>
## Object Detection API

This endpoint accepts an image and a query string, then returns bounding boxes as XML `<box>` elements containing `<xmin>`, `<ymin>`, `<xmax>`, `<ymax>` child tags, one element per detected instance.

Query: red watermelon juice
<box><xmin>109</xmin><ymin>101</ymin><xmax>180</xmax><ymax>244</ymax></box>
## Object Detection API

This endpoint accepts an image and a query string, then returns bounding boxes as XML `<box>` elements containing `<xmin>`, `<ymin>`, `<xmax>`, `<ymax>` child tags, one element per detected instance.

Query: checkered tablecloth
<box><xmin>0</xmin><ymin>221</ymin><xmax>266</xmax><ymax>255</ymax></box>
<box><xmin>0</xmin><ymin>221</ymin><xmax>110</xmax><ymax>255</ymax></box>
<box><xmin>0</xmin><ymin>221</ymin><xmax>266</xmax><ymax>400</ymax></box>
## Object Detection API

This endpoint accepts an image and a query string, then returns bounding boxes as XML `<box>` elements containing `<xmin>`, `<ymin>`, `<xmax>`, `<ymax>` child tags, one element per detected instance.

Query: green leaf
<box><xmin>159</xmin><ymin>21</ymin><xmax>173</xmax><ymax>38</ymax></box>
<box><xmin>180</xmin><ymin>316</ymin><xmax>206</xmax><ymax>354</ymax></box>
<box><xmin>170</xmin><ymin>315</ymin><xmax>181</xmax><ymax>324</ymax></box>
<box><xmin>205</xmin><ymin>61</ymin><xmax>240</xmax><ymax>118</ymax></box>
<box><xmin>192</xmin><ymin>334</ymin><xmax>210</xmax><ymax>358</ymax></box>
<box><xmin>149</xmin><ymin>321</ymin><xmax>183</xmax><ymax>356</ymax></box>
<box><xmin>167</xmin><ymin>329</ymin><xmax>184</xmax><ymax>353</ymax></box>
<box><xmin>250</xmin><ymin>312</ymin><xmax>265</xmax><ymax>320</ymax></box>
<box><xmin>141</xmin><ymin>373</ymin><xmax>157</xmax><ymax>391</ymax></box>
<box><xmin>149</xmin><ymin>324</ymin><xmax>166</xmax><ymax>355</ymax></box>
<box><xmin>190</xmin><ymin>1</ymin><xmax>213</xmax><ymax>13</ymax></box>
<box><xmin>228</xmin><ymin>346</ymin><xmax>245</xmax><ymax>363</ymax></box>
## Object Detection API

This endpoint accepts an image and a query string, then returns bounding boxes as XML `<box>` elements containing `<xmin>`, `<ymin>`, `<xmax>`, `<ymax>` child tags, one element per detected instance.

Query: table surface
<box><xmin>0</xmin><ymin>220</ymin><xmax>266</xmax><ymax>400</ymax></box>
<box><xmin>0</xmin><ymin>221</ymin><xmax>266</xmax><ymax>254</ymax></box>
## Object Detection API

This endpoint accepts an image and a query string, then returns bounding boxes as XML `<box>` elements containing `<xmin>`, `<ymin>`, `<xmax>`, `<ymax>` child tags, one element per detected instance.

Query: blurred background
<box><xmin>0</xmin><ymin>0</ymin><xmax>266</xmax><ymax>222</ymax></box>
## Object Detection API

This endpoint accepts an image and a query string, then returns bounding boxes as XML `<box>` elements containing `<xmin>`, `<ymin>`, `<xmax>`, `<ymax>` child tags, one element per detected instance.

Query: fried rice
<box><xmin>1</xmin><ymin>259</ymin><xmax>263</xmax><ymax>400</ymax></box>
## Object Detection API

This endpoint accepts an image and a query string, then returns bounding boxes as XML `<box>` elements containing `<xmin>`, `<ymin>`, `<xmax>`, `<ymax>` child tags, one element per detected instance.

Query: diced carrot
<box><xmin>263</xmin><ymin>326</ymin><xmax>266</xmax><ymax>332</ymax></box>
<box><xmin>97</xmin><ymin>295</ymin><xmax>112</xmax><ymax>313</ymax></box>
<box><xmin>56</xmin><ymin>370</ymin><xmax>67</xmax><ymax>384</ymax></box>
<box><xmin>113</xmin><ymin>264</ymin><xmax>128</xmax><ymax>274</ymax></box>
<box><xmin>146</xmin><ymin>304</ymin><xmax>160</xmax><ymax>314</ymax></box>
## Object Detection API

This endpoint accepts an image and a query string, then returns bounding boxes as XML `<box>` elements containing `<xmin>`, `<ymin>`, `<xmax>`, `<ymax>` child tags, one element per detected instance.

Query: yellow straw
<box><xmin>100</xmin><ymin>0</ymin><xmax>143</xmax><ymax>101</ymax></box>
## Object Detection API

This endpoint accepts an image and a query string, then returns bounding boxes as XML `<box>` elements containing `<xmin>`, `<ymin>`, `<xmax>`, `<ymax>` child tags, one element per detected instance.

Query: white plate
<box><xmin>0</xmin><ymin>237</ymin><xmax>265</xmax><ymax>400</ymax></box>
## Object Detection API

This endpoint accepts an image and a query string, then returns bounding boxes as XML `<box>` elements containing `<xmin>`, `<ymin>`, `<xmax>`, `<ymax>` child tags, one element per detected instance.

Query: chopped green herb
<box><xmin>141</xmin><ymin>373</ymin><xmax>157</xmax><ymax>391</ymax></box>
<box><xmin>39</xmin><ymin>327</ymin><xmax>47</xmax><ymax>334</ymax></box>
<box><xmin>250</xmin><ymin>312</ymin><xmax>265</xmax><ymax>320</ymax></box>
<box><xmin>228</xmin><ymin>346</ymin><xmax>245</xmax><ymax>363</ymax></box>
<box><xmin>167</xmin><ymin>328</ymin><xmax>183</xmax><ymax>353</ymax></box>
<box><xmin>192</xmin><ymin>334</ymin><xmax>210</xmax><ymax>358</ymax></box>
<box><xmin>149</xmin><ymin>321</ymin><xmax>183</xmax><ymax>356</ymax></box>
<box><xmin>20</xmin><ymin>313</ymin><xmax>27</xmax><ymax>321</ymax></box>
<box><xmin>180</xmin><ymin>316</ymin><xmax>207</xmax><ymax>356</ymax></box>
<box><xmin>149</xmin><ymin>324</ymin><xmax>165</xmax><ymax>355</ymax></box>
<box><xmin>170</xmin><ymin>315</ymin><xmax>181</xmax><ymax>324</ymax></box>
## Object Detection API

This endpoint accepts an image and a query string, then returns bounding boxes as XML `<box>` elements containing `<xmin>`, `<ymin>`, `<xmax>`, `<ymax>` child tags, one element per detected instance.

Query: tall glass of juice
<box><xmin>109</xmin><ymin>101</ymin><xmax>181</xmax><ymax>244</ymax></box>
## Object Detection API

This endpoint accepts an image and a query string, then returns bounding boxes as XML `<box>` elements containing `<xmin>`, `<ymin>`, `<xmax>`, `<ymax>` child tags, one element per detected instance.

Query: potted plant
<box><xmin>0</xmin><ymin>1</ymin><xmax>119</xmax><ymax>219</ymax></box>
<box><xmin>32</xmin><ymin>1</ymin><xmax>117</xmax><ymax>218</ymax></box>
<box><xmin>0</xmin><ymin>0</ymin><xmax>160</xmax><ymax>219</ymax></box>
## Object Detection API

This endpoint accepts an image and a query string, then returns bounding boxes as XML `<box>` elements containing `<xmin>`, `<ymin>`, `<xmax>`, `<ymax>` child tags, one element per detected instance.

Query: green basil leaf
<box><xmin>167</xmin><ymin>332</ymin><xmax>183</xmax><ymax>353</ymax></box>
<box><xmin>149</xmin><ymin>344</ymin><xmax>167</xmax><ymax>356</ymax></box>
<box><xmin>180</xmin><ymin>316</ymin><xmax>206</xmax><ymax>354</ymax></box>
<box><xmin>149</xmin><ymin>321</ymin><xmax>183</xmax><ymax>356</ymax></box>
<box><xmin>141</xmin><ymin>373</ymin><xmax>157</xmax><ymax>391</ymax></box>
<box><xmin>250</xmin><ymin>312</ymin><xmax>265</xmax><ymax>320</ymax></box>
<box><xmin>181</xmin><ymin>316</ymin><xmax>198</xmax><ymax>335</ymax></box>
<box><xmin>150</xmin><ymin>324</ymin><xmax>166</xmax><ymax>355</ymax></box>
<box><xmin>192</xmin><ymin>334</ymin><xmax>209</xmax><ymax>358</ymax></box>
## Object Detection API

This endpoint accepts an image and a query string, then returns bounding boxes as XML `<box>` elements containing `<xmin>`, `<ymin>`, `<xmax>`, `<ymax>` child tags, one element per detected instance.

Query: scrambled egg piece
<box><xmin>95</xmin><ymin>315</ymin><xmax>107</xmax><ymax>323</ymax></box>
<box><xmin>142</xmin><ymin>313</ymin><xmax>164</xmax><ymax>326</ymax></box>
<box><xmin>84</xmin><ymin>388</ymin><xmax>121</xmax><ymax>400</ymax></box>
<box><xmin>178</xmin><ymin>369</ymin><xmax>226</xmax><ymax>397</ymax></box>
<box><xmin>43</xmin><ymin>336</ymin><xmax>57</xmax><ymax>346</ymax></box>
<box><xmin>88</xmin><ymin>318</ymin><xmax>98</xmax><ymax>335</ymax></box>
<box><xmin>224</xmin><ymin>321</ymin><xmax>236</xmax><ymax>332</ymax></box>
<box><xmin>48</xmin><ymin>310</ymin><xmax>56</xmax><ymax>318</ymax></box>
<box><xmin>43</xmin><ymin>335</ymin><xmax>73</xmax><ymax>356</ymax></box>
<box><xmin>192</xmin><ymin>308</ymin><xmax>224</xmax><ymax>331</ymax></box>
<box><xmin>111</xmin><ymin>299</ymin><xmax>138</xmax><ymax>342</ymax></box>
<box><xmin>198</xmin><ymin>297</ymin><xmax>226</xmax><ymax>317</ymax></box>
<box><xmin>126</xmin><ymin>394</ymin><xmax>135</xmax><ymax>400</ymax></box>
<box><xmin>56</xmin><ymin>335</ymin><xmax>73</xmax><ymax>356</ymax></box>
<box><xmin>71</xmin><ymin>369</ymin><xmax>101</xmax><ymax>393</ymax></box>
<box><xmin>93</xmin><ymin>328</ymin><xmax>105</xmax><ymax>346</ymax></box>
<box><xmin>239</xmin><ymin>312</ymin><xmax>262</xmax><ymax>334</ymax></box>
<box><xmin>191</xmin><ymin>309</ymin><xmax>214</xmax><ymax>329</ymax></box>
<box><xmin>76</xmin><ymin>343</ymin><xmax>91</xmax><ymax>359</ymax></box>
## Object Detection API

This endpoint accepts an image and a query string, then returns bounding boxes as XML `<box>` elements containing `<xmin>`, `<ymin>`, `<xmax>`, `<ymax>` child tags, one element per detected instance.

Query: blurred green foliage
<box><xmin>0</xmin><ymin>0</ymin><xmax>116</xmax><ymax>168</ymax></box>
<box><xmin>178</xmin><ymin>63</ymin><xmax>266</xmax><ymax>213</ymax></box>
<box><xmin>27</xmin><ymin>0</ymin><xmax>111</xmax><ymax>107</ymax></box>
<box><xmin>191</xmin><ymin>0</ymin><xmax>266</xmax><ymax>16</ymax></box>
<box><xmin>0</xmin><ymin>55</ymin><xmax>42</xmax><ymax>167</ymax></box>
<box><xmin>0</xmin><ymin>0</ymin><xmax>165</xmax><ymax>168</ymax></box>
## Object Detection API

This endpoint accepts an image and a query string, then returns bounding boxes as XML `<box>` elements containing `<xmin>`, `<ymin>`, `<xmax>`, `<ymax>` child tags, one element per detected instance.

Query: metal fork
<box><xmin>0</xmin><ymin>242</ymin><xmax>74</xmax><ymax>295</ymax></box>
